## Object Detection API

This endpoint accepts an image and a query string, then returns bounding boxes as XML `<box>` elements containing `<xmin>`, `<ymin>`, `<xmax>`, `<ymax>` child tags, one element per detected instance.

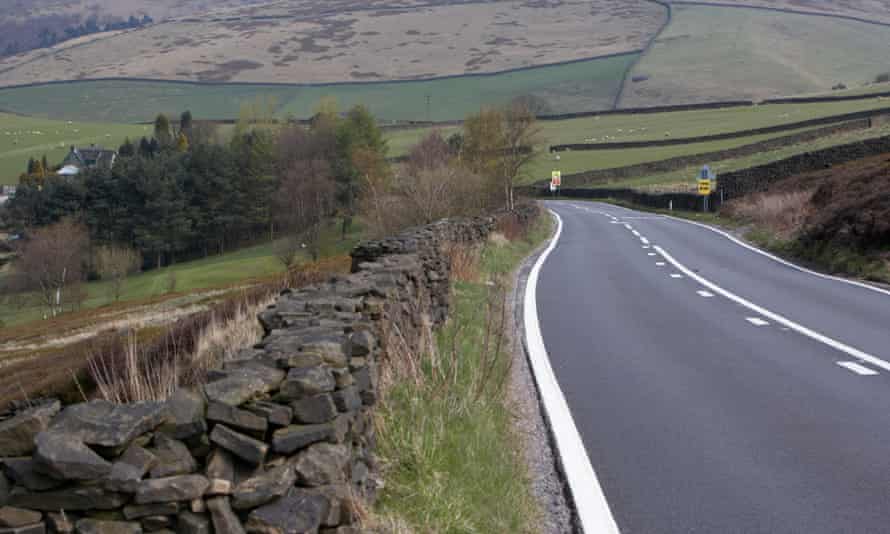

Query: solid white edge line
<box><xmin>656</xmin><ymin>245</ymin><xmax>890</xmax><ymax>372</ymax></box>
<box><xmin>837</xmin><ymin>361</ymin><xmax>879</xmax><ymax>376</ymax></box>
<box><xmin>524</xmin><ymin>209</ymin><xmax>621</xmax><ymax>534</ymax></box>
<box><xmin>654</xmin><ymin>212</ymin><xmax>890</xmax><ymax>298</ymax></box>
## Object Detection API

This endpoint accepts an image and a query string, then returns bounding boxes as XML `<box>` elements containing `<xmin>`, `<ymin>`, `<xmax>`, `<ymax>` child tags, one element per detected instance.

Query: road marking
<box><xmin>642</xmin><ymin>245</ymin><xmax>651</xmax><ymax>249</ymax></box>
<box><xmin>656</xmin><ymin>245</ymin><xmax>890</xmax><ymax>372</ymax></box>
<box><xmin>746</xmin><ymin>317</ymin><xmax>770</xmax><ymax>326</ymax></box>
<box><xmin>656</xmin><ymin>262</ymin><xmax>666</xmax><ymax>266</ymax></box>
<box><xmin>648</xmin><ymin>253</ymin><xmax>657</xmax><ymax>256</ymax></box>
<box><xmin>632</xmin><ymin>230</ymin><xmax>640</xmax><ymax>236</ymax></box>
<box><xmin>655</xmin><ymin>212</ymin><xmax>890</xmax><ymax>298</ymax></box>
<box><xmin>670</xmin><ymin>274</ymin><xmax>684</xmax><ymax>279</ymax></box>
<box><xmin>524</xmin><ymin>210</ymin><xmax>621</xmax><ymax>534</ymax></box>
<box><xmin>697</xmin><ymin>290</ymin><xmax>715</xmax><ymax>297</ymax></box>
<box><xmin>837</xmin><ymin>361</ymin><xmax>879</xmax><ymax>376</ymax></box>
<box><xmin>640</xmin><ymin>237</ymin><xmax>650</xmax><ymax>245</ymax></box>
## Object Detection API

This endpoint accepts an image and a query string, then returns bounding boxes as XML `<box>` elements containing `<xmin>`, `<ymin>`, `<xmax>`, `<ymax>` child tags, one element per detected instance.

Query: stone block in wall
<box><xmin>8</xmin><ymin>486</ymin><xmax>127</xmax><ymax>511</ymax></box>
<box><xmin>32</xmin><ymin>432</ymin><xmax>111</xmax><ymax>481</ymax></box>
<box><xmin>209</xmin><ymin>426</ymin><xmax>267</xmax><ymax>466</ymax></box>
<box><xmin>74</xmin><ymin>519</ymin><xmax>141</xmax><ymax>534</ymax></box>
<box><xmin>0</xmin><ymin>401</ymin><xmax>60</xmax><ymax>457</ymax></box>
<box><xmin>292</xmin><ymin>443</ymin><xmax>350</xmax><ymax>487</ymax></box>
<box><xmin>0</xmin><ymin>507</ymin><xmax>42</xmax><ymax>529</ymax></box>
<box><xmin>271</xmin><ymin>425</ymin><xmax>335</xmax><ymax>455</ymax></box>
<box><xmin>290</xmin><ymin>395</ymin><xmax>338</xmax><ymax>425</ymax></box>
<box><xmin>104</xmin><ymin>445</ymin><xmax>156</xmax><ymax>493</ymax></box>
<box><xmin>122</xmin><ymin>503</ymin><xmax>179</xmax><ymax>521</ymax></box>
<box><xmin>158</xmin><ymin>390</ymin><xmax>206</xmax><ymax>440</ymax></box>
<box><xmin>206</xmin><ymin>404</ymin><xmax>267</xmax><ymax>439</ymax></box>
<box><xmin>280</xmin><ymin>367</ymin><xmax>336</xmax><ymax>399</ymax></box>
<box><xmin>231</xmin><ymin>464</ymin><xmax>296</xmax><ymax>510</ymax></box>
<box><xmin>0</xmin><ymin>523</ymin><xmax>45</xmax><ymax>534</ymax></box>
<box><xmin>244</xmin><ymin>488</ymin><xmax>327</xmax><ymax>534</ymax></box>
<box><xmin>134</xmin><ymin>475</ymin><xmax>210</xmax><ymax>505</ymax></box>
<box><xmin>148</xmin><ymin>436</ymin><xmax>197</xmax><ymax>478</ymax></box>
<box><xmin>243</xmin><ymin>402</ymin><xmax>291</xmax><ymax>428</ymax></box>
<box><xmin>2</xmin><ymin>459</ymin><xmax>64</xmax><ymax>492</ymax></box>
<box><xmin>205</xmin><ymin>497</ymin><xmax>244</xmax><ymax>534</ymax></box>
<box><xmin>48</xmin><ymin>401</ymin><xmax>167</xmax><ymax>450</ymax></box>
<box><xmin>175</xmin><ymin>512</ymin><xmax>209</xmax><ymax>534</ymax></box>
<box><xmin>203</xmin><ymin>368</ymin><xmax>285</xmax><ymax>407</ymax></box>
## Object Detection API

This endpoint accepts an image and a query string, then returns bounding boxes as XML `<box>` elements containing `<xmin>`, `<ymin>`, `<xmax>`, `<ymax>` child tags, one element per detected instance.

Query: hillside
<box><xmin>0</xmin><ymin>0</ymin><xmax>665</xmax><ymax>85</ymax></box>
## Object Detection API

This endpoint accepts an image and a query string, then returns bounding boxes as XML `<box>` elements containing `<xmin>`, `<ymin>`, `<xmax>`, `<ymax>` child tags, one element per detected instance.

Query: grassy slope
<box><xmin>376</xmin><ymin>213</ymin><xmax>551</xmax><ymax>533</ymax></box>
<box><xmin>0</xmin><ymin>219</ymin><xmax>362</xmax><ymax>327</ymax></box>
<box><xmin>0</xmin><ymin>54</ymin><xmax>637</xmax><ymax>123</ymax></box>
<box><xmin>0</xmin><ymin>113</ymin><xmax>149</xmax><ymax>185</ymax></box>
<box><xmin>621</xmin><ymin>5</ymin><xmax>890</xmax><ymax>107</ymax></box>
<box><xmin>588</xmin><ymin>122</ymin><xmax>890</xmax><ymax>191</ymax></box>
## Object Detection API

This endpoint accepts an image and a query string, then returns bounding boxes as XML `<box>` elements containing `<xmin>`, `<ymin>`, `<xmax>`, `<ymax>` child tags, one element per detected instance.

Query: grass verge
<box><xmin>373</xmin><ymin>211</ymin><xmax>553</xmax><ymax>533</ymax></box>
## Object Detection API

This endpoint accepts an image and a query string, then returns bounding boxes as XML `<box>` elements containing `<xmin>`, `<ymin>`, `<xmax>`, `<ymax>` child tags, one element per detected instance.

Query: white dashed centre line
<box><xmin>648</xmin><ymin>253</ymin><xmax>657</xmax><ymax>257</ymax></box>
<box><xmin>670</xmin><ymin>274</ymin><xmax>684</xmax><ymax>279</ymax></box>
<box><xmin>697</xmin><ymin>290</ymin><xmax>715</xmax><ymax>297</ymax></box>
<box><xmin>837</xmin><ymin>361</ymin><xmax>879</xmax><ymax>376</ymax></box>
<box><xmin>746</xmin><ymin>317</ymin><xmax>770</xmax><ymax>326</ymax></box>
<box><xmin>656</xmin><ymin>262</ymin><xmax>666</xmax><ymax>267</ymax></box>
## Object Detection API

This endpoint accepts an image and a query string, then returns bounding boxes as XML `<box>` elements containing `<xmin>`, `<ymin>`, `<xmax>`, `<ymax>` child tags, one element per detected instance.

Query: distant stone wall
<box><xmin>550</xmin><ymin>119</ymin><xmax>871</xmax><ymax>188</ymax></box>
<box><xmin>0</xmin><ymin>205</ymin><xmax>539</xmax><ymax>534</ymax></box>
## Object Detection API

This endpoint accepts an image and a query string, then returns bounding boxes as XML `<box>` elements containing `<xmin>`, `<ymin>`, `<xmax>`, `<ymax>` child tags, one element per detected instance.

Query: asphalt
<box><xmin>536</xmin><ymin>201</ymin><xmax>890</xmax><ymax>534</ymax></box>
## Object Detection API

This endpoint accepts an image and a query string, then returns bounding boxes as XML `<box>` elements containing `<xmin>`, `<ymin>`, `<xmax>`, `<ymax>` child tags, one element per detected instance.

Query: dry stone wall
<box><xmin>0</xmin><ymin>205</ymin><xmax>538</xmax><ymax>534</ymax></box>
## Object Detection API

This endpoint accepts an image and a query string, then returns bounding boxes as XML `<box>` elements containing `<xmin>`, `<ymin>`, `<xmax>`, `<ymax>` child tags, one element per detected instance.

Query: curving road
<box><xmin>530</xmin><ymin>200</ymin><xmax>890</xmax><ymax>534</ymax></box>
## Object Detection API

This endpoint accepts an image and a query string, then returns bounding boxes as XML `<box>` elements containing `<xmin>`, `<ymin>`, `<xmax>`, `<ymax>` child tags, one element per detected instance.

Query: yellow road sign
<box><xmin>551</xmin><ymin>170</ymin><xmax>561</xmax><ymax>186</ymax></box>
<box><xmin>698</xmin><ymin>179</ymin><xmax>712</xmax><ymax>196</ymax></box>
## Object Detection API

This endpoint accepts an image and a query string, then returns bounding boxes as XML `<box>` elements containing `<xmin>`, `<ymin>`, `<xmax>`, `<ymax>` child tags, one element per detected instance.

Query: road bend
<box><xmin>535</xmin><ymin>200</ymin><xmax>890</xmax><ymax>534</ymax></box>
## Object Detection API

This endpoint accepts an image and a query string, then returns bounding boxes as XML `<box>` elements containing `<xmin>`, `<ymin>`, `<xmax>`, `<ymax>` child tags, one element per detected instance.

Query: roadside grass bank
<box><xmin>373</xmin><ymin>211</ymin><xmax>552</xmax><ymax>533</ymax></box>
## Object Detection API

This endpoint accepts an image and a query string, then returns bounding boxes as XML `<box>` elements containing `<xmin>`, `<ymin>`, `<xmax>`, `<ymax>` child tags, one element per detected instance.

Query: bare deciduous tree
<box><xmin>274</xmin><ymin>159</ymin><xmax>336</xmax><ymax>261</ymax></box>
<box><xmin>502</xmin><ymin>101</ymin><xmax>541</xmax><ymax>211</ymax></box>
<box><xmin>94</xmin><ymin>244</ymin><xmax>142</xmax><ymax>302</ymax></box>
<box><xmin>15</xmin><ymin>218</ymin><xmax>89</xmax><ymax>317</ymax></box>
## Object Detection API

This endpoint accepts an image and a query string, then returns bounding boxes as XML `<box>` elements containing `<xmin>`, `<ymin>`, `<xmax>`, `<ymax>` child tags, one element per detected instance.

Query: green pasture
<box><xmin>0</xmin><ymin>113</ymin><xmax>149</xmax><ymax>185</ymax></box>
<box><xmin>0</xmin><ymin>219</ymin><xmax>362</xmax><ymax>328</ymax></box>
<box><xmin>621</xmin><ymin>5</ymin><xmax>890</xmax><ymax>107</ymax></box>
<box><xmin>0</xmin><ymin>54</ymin><xmax>637</xmax><ymax>124</ymax></box>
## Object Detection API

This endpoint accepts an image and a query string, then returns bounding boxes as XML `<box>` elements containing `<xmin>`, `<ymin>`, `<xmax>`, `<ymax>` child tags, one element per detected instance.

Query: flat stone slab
<box><xmin>245</xmin><ymin>488</ymin><xmax>328</xmax><ymax>534</ymax></box>
<box><xmin>74</xmin><ymin>519</ymin><xmax>142</xmax><ymax>534</ymax></box>
<box><xmin>209</xmin><ymin>426</ymin><xmax>267</xmax><ymax>466</ymax></box>
<box><xmin>232</xmin><ymin>464</ymin><xmax>296</xmax><ymax>510</ymax></box>
<box><xmin>8</xmin><ymin>486</ymin><xmax>128</xmax><ymax>511</ymax></box>
<box><xmin>0</xmin><ymin>507</ymin><xmax>42</xmax><ymax>528</ymax></box>
<box><xmin>135</xmin><ymin>475</ymin><xmax>209</xmax><ymax>505</ymax></box>
<box><xmin>0</xmin><ymin>401</ymin><xmax>60</xmax><ymax>457</ymax></box>
<box><xmin>49</xmin><ymin>401</ymin><xmax>167</xmax><ymax>448</ymax></box>
<box><xmin>33</xmin><ymin>432</ymin><xmax>112</xmax><ymax>481</ymax></box>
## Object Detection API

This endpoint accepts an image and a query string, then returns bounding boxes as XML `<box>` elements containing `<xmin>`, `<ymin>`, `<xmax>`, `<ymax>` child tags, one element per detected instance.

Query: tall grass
<box><xmin>724</xmin><ymin>190</ymin><xmax>814</xmax><ymax>239</ymax></box>
<box><xmin>373</xmin><ymin>213</ymin><xmax>551</xmax><ymax>533</ymax></box>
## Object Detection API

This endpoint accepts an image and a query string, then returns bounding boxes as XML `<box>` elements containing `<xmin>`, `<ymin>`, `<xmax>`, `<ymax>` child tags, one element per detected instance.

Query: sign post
<box><xmin>698</xmin><ymin>165</ymin><xmax>716</xmax><ymax>212</ymax></box>
<box><xmin>551</xmin><ymin>170</ymin><xmax>561</xmax><ymax>197</ymax></box>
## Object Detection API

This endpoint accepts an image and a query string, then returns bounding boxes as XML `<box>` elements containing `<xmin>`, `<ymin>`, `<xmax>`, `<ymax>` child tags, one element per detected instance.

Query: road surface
<box><xmin>531</xmin><ymin>201</ymin><xmax>890</xmax><ymax>534</ymax></box>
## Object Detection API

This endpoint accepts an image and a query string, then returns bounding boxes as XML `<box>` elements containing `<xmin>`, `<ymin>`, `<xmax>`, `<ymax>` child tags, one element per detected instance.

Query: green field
<box><xmin>0</xmin><ymin>113</ymin><xmax>149</xmax><ymax>185</ymax></box>
<box><xmin>0</xmin><ymin>54</ymin><xmax>637</xmax><ymax>124</ymax></box>
<box><xmin>621</xmin><ymin>5</ymin><xmax>890</xmax><ymax>107</ymax></box>
<box><xmin>0</xmin><ymin>219</ymin><xmax>362</xmax><ymax>328</ymax></box>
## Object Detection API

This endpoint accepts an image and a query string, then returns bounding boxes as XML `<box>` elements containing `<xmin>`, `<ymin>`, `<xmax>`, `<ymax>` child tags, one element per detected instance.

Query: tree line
<box><xmin>1</xmin><ymin>98</ymin><xmax>540</xmax><ymax>317</ymax></box>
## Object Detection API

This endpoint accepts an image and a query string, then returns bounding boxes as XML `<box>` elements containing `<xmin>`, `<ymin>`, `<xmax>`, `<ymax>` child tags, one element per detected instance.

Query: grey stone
<box><xmin>206</xmin><ymin>497</ymin><xmax>244</xmax><ymax>534</ymax></box>
<box><xmin>299</xmin><ymin>337</ymin><xmax>351</xmax><ymax>368</ymax></box>
<box><xmin>8</xmin><ymin>486</ymin><xmax>127</xmax><ymax>511</ymax></box>
<box><xmin>290</xmin><ymin>394</ymin><xmax>338</xmax><ymax>424</ymax></box>
<box><xmin>33</xmin><ymin>432</ymin><xmax>111</xmax><ymax>481</ymax></box>
<box><xmin>45</xmin><ymin>512</ymin><xmax>74</xmax><ymax>534</ymax></box>
<box><xmin>349</xmin><ymin>331</ymin><xmax>375</xmax><ymax>357</ymax></box>
<box><xmin>204</xmin><ymin>368</ymin><xmax>284</xmax><ymax>407</ymax></box>
<box><xmin>292</xmin><ymin>443</ymin><xmax>350</xmax><ymax>487</ymax></box>
<box><xmin>149</xmin><ymin>435</ymin><xmax>196</xmax><ymax>478</ymax></box>
<box><xmin>175</xmin><ymin>512</ymin><xmax>209</xmax><ymax>534</ymax></box>
<box><xmin>0</xmin><ymin>507</ymin><xmax>42</xmax><ymax>528</ymax></box>
<box><xmin>206</xmin><ymin>403</ymin><xmax>267</xmax><ymax>437</ymax></box>
<box><xmin>184</xmin><ymin>434</ymin><xmax>211</xmax><ymax>459</ymax></box>
<box><xmin>273</xmin><ymin>353</ymin><xmax>323</xmax><ymax>370</ymax></box>
<box><xmin>310</xmin><ymin>485</ymin><xmax>352</xmax><ymax>527</ymax></box>
<box><xmin>320</xmin><ymin>528</ymin><xmax>361</xmax><ymax>534</ymax></box>
<box><xmin>105</xmin><ymin>445</ymin><xmax>156</xmax><ymax>493</ymax></box>
<box><xmin>49</xmin><ymin>401</ymin><xmax>167</xmax><ymax>448</ymax></box>
<box><xmin>0</xmin><ymin>401</ymin><xmax>60</xmax><ymax>457</ymax></box>
<box><xmin>244</xmin><ymin>402</ymin><xmax>291</xmax><ymax>428</ymax></box>
<box><xmin>135</xmin><ymin>475</ymin><xmax>209</xmax><ymax>505</ymax></box>
<box><xmin>158</xmin><ymin>390</ymin><xmax>206</xmax><ymax>440</ymax></box>
<box><xmin>280</xmin><ymin>367</ymin><xmax>335</xmax><ymax>399</ymax></box>
<box><xmin>122</xmin><ymin>503</ymin><xmax>179</xmax><ymax>521</ymax></box>
<box><xmin>209</xmin><ymin>426</ymin><xmax>267</xmax><ymax>466</ymax></box>
<box><xmin>204</xmin><ymin>450</ymin><xmax>235</xmax><ymax>484</ymax></box>
<box><xmin>2</xmin><ymin>458</ymin><xmax>64</xmax><ymax>491</ymax></box>
<box><xmin>0</xmin><ymin>472</ymin><xmax>9</xmax><ymax>506</ymax></box>
<box><xmin>331</xmin><ymin>387</ymin><xmax>362</xmax><ymax>413</ymax></box>
<box><xmin>244</xmin><ymin>488</ymin><xmax>327</xmax><ymax>534</ymax></box>
<box><xmin>138</xmin><ymin>516</ymin><xmax>169</xmax><ymax>532</ymax></box>
<box><xmin>0</xmin><ymin>523</ymin><xmax>45</xmax><ymax>534</ymax></box>
<box><xmin>231</xmin><ymin>465</ymin><xmax>296</xmax><ymax>510</ymax></box>
<box><xmin>271</xmin><ymin>424</ymin><xmax>334</xmax><ymax>455</ymax></box>
<box><xmin>331</xmin><ymin>368</ymin><xmax>354</xmax><ymax>389</ymax></box>
<box><xmin>74</xmin><ymin>519</ymin><xmax>141</xmax><ymax>534</ymax></box>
